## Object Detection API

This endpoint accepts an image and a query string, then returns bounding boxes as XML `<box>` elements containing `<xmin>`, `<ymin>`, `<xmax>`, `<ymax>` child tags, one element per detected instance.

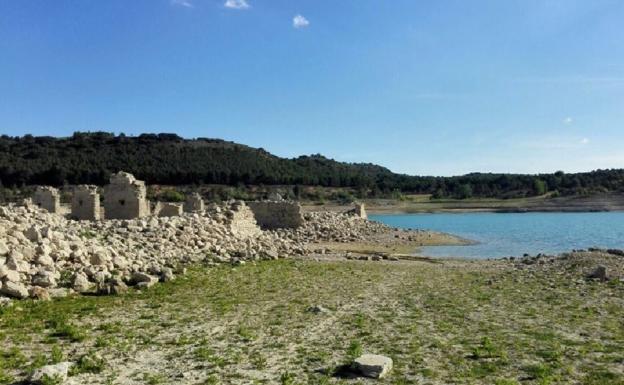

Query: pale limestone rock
<box><xmin>1</xmin><ymin>267</ymin><xmax>21</xmax><ymax>283</ymax></box>
<box><xmin>32</xmin><ymin>271</ymin><xmax>56</xmax><ymax>288</ymax></box>
<box><xmin>29</xmin><ymin>286</ymin><xmax>51</xmax><ymax>300</ymax></box>
<box><xmin>1</xmin><ymin>281</ymin><xmax>29</xmax><ymax>299</ymax></box>
<box><xmin>25</xmin><ymin>226</ymin><xmax>42</xmax><ymax>242</ymax></box>
<box><xmin>72</xmin><ymin>272</ymin><xmax>92</xmax><ymax>293</ymax></box>
<box><xmin>353</xmin><ymin>354</ymin><xmax>393</xmax><ymax>379</ymax></box>
<box><xmin>30</xmin><ymin>362</ymin><xmax>72</xmax><ymax>384</ymax></box>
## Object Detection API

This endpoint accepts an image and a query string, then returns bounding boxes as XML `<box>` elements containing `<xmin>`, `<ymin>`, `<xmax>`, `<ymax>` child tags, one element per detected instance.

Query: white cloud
<box><xmin>224</xmin><ymin>0</ymin><xmax>250</xmax><ymax>10</ymax></box>
<box><xmin>563</xmin><ymin>117</ymin><xmax>573</xmax><ymax>124</ymax></box>
<box><xmin>293</xmin><ymin>14</ymin><xmax>310</xmax><ymax>29</ymax></box>
<box><xmin>171</xmin><ymin>0</ymin><xmax>193</xmax><ymax>8</ymax></box>
<box><xmin>580</xmin><ymin>137</ymin><xmax>590</xmax><ymax>145</ymax></box>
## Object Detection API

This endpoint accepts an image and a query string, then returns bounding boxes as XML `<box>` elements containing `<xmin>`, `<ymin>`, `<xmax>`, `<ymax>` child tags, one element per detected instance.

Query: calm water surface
<box><xmin>370</xmin><ymin>212</ymin><xmax>624</xmax><ymax>259</ymax></box>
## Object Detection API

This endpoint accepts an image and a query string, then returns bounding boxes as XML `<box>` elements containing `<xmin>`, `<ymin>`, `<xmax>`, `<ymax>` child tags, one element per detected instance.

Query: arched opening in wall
<box><xmin>119</xmin><ymin>199</ymin><xmax>125</xmax><ymax>206</ymax></box>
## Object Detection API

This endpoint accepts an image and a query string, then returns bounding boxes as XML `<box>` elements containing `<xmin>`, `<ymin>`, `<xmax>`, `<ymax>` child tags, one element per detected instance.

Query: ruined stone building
<box><xmin>155</xmin><ymin>202</ymin><xmax>183</xmax><ymax>217</ymax></box>
<box><xmin>71</xmin><ymin>185</ymin><xmax>100</xmax><ymax>220</ymax></box>
<box><xmin>344</xmin><ymin>202</ymin><xmax>367</xmax><ymax>219</ymax></box>
<box><xmin>353</xmin><ymin>203</ymin><xmax>367</xmax><ymax>219</ymax></box>
<box><xmin>33</xmin><ymin>186</ymin><xmax>61</xmax><ymax>213</ymax></box>
<box><xmin>102</xmin><ymin>172</ymin><xmax>150</xmax><ymax>219</ymax></box>
<box><xmin>247</xmin><ymin>201</ymin><xmax>304</xmax><ymax>229</ymax></box>
<box><xmin>225</xmin><ymin>201</ymin><xmax>262</xmax><ymax>237</ymax></box>
<box><xmin>183</xmin><ymin>193</ymin><xmax>204</xmax><ymax>213</ymax></box>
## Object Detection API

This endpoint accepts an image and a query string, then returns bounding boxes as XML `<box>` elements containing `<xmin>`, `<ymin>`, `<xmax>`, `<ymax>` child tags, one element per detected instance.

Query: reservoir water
<box><xmin>370</xmin><ymin>212</ymin><xmax>624</xmax><ymax>259</ymax></box>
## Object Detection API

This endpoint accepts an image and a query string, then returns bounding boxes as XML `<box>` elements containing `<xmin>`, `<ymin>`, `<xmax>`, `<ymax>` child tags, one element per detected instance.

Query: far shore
<box><xmin>303</xmin><ymin>192</ymin><xmax>624</xmax><ymax>215</ymax></box>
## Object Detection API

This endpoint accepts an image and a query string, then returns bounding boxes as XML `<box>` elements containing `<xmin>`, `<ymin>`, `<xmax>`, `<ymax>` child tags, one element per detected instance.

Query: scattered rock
<box><xmin>72</xmin><ymin>272</ymin><xmax>93</xmax><ymax>293</ymax></box>
<box><xmin>306</xmin><ymin>305</ymin><xmax>331</xmax><ymax>314</ymax></box>
<box><xmin>0</xmin><ymin>281</ymin><xmax>29</xmax><ymax>299</ymax></box>
<box><xmin>587</xmin><ymin>265</ymin><xmax>608</xmax><ymax>281</ymax></box>
<box><xmin>29</xmin><ymin>286</ymin><xmax>51</xmax><ymax>300</ymax></box>
<box><xmin>132</xmin><ymin>272</ymin><xmax>158</xmax><ymax>289</ymax></box>
<box><xmin>0</xmin><ymin>241</ymin><xmax>9</xmax><ymax>256</ymax></box>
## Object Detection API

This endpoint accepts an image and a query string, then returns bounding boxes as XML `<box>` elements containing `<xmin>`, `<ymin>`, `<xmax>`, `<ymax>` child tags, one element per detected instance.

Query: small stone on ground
<box><xmin>353</xmin><ymin>354</ymin><xmax>393</xmax><ymax>379</ymax></box>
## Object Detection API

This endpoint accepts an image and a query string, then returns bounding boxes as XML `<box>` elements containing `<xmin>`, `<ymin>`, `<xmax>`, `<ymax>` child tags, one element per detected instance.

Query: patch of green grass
<box><xmin>143</xmin><ymin>373</ymin><xmax>166</xmax><ymax>385</ymax></box>
<box><xmin>346</xmin><ymin>340</ymin><xmax>362</xmax><ymax>361</ymax></box>
<box><xmin>1</xmin><ymin>259</ymin><xmax>623</xmax><ymax>384</ymax></box>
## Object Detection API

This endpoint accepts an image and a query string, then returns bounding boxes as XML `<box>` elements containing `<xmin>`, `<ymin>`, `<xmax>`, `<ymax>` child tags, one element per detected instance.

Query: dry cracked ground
<box><xmin>1</xmin><ymin>257</ymin><xmax>623</xmax><ymax>385</ymax></box>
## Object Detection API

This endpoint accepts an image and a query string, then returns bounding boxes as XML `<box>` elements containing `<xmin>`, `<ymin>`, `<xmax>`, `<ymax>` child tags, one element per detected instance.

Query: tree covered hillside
<box><xmin>1</xmin><ymin>132</ymin><xmax>623</xmax><ymax>199</ymax></box>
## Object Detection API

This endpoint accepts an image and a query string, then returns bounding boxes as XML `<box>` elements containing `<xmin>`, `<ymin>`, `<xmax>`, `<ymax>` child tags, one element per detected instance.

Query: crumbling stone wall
<box><xmin>227</xmin><ymin>201</ymin><xmax>262</xmax><ymax>237</ymax></box>
<box><xmin>103</xmin><ymin>172</ymin><xmax>150</xmax><ymax>219</ymax></box>
<box><xmin>156</xmin><ymin>202</ymin><xmax>183</xmax><ymax>217</ymax></box>
<box><xmin>354</xmin><ymin>203</ymin><xmax>367</xmax><ymax>219</ymax></box>
<box><xmin>183</xmin><ymin>193</ymin><xmax>204</xmax><ymax>213</ymax></box>
<box><xmin>247</xmin><ymin>201</ymin><xmax>304</xmax><ymax>230</ymax></box>
<box><xmin>71</xmin><ymin>185</ymin><xmax>100</xmax><ymax>221</ymax></box>
<box><xmin>33</xmin><ymin>186</ymin><xmax>61</xmax><ymax>213</ymax></box>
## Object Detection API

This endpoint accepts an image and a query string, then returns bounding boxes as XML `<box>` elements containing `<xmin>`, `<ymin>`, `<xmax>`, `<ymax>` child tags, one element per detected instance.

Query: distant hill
<box><xmin>1</xmin><ymin>132</ymin><xmax>623</xmax><ymax>199</ymax></box>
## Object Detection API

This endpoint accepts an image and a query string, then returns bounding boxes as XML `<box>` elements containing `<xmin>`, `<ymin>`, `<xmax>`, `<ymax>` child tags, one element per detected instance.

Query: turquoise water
<box><xmin>370</xmin><ymin>212</ymin><xmax>624</xmax><ymax>259</ymax></box>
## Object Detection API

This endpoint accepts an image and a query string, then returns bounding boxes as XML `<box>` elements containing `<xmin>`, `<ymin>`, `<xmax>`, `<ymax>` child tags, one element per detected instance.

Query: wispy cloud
<box><xmin>224</xmin><ymin>0</ymin><xmax>250</xmax><ymax>10</ymax></box>
<box><xmin>171</xmin><ymin>0</ymin><xmax>193</xmax><ymax>8</ymax></box>
<box><xmin>563</xmin><ymin>117</ymin><xmax>573</xmax><ymax>125</ymax></box>
<box><xmin>580</xmin><ymin>137</ymin><xmax>590</xmax><ymax>145</ymax></box>
<box><xmin>293</xmin><ymin>14</ymin><xmax>310</xmax><ymax>29</ymax></box>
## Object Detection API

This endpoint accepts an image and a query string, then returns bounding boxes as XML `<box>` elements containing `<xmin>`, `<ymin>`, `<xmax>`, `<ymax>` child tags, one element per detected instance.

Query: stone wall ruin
<box><xmin>156</xmin><ymin>202</ymin><xmax>183</xmax><ymax>217</ymax></box>
<box><xmin>247</xmin><ymin>201</ymin><xmax>304</xmax><ymax>230</ymax></box>
<box><xmin>183</xmin><ymin>193</ymin><xmax>204</xmax><ymax>213</ymax></box>
<box><xmin>33</xmin><ymin>186</ymin><xmax>61</xmax><ymax>213</ymax></box>
<box><xmin>353</xmin><ymin>203</ymin><xmax>367</xmax><ymax>219</ymax></box>
<box><xmin>102</xmin><ymin>172</ymin><xmax>150</xmax><ymax>219</ymax></box>
<box><xmin>71</xmin><ymin>185</ymin><xmax>100</xmax><ymax>221</ymax></box>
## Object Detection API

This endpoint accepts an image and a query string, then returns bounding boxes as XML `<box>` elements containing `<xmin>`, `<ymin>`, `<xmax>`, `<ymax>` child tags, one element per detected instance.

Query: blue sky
<box><xmin>1</xmin><ymin>0</ymin><xmax>623</xmax><ymax>176</ymax></box>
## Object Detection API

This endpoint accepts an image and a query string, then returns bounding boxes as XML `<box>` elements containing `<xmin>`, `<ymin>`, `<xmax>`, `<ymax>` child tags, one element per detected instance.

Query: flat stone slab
<box><xmin>30</xmin><ymin>362</ymin><xmax>72</xmax><ymax>384</ymax></box>
<box><xmin>353</xmin><ymin>354</ymin><xmax>393</xmax><ymax>379</ymax></box>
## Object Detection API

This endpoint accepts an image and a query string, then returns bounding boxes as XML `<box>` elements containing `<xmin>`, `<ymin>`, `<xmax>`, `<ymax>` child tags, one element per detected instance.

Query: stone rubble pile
<box><xmin>275</xmin><ymin>211</ymin><xmax>394</xmax><ymax>243</ymax></box>
<box><xmin>0</xmin><ymin>201</ymin><xmax>307</xmax><ymax>300</ymax></box>
<box><xmin>0</xmin><ymin>201</ymin><xmax>400</xmax><ymax>300</ymax></box>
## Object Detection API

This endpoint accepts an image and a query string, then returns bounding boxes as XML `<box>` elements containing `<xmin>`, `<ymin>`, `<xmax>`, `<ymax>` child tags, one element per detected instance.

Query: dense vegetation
<box><xmin>1</xmin><ymin>132</ymin><xmax>623</xmax><ymax>199</ymax></box>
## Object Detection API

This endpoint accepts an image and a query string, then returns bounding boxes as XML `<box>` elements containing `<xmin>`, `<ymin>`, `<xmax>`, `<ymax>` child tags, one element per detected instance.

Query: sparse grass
<box><xmin>0</xmin><ymin>259</ymin><xmax>623</xmax><ymax>384</ymax></box>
